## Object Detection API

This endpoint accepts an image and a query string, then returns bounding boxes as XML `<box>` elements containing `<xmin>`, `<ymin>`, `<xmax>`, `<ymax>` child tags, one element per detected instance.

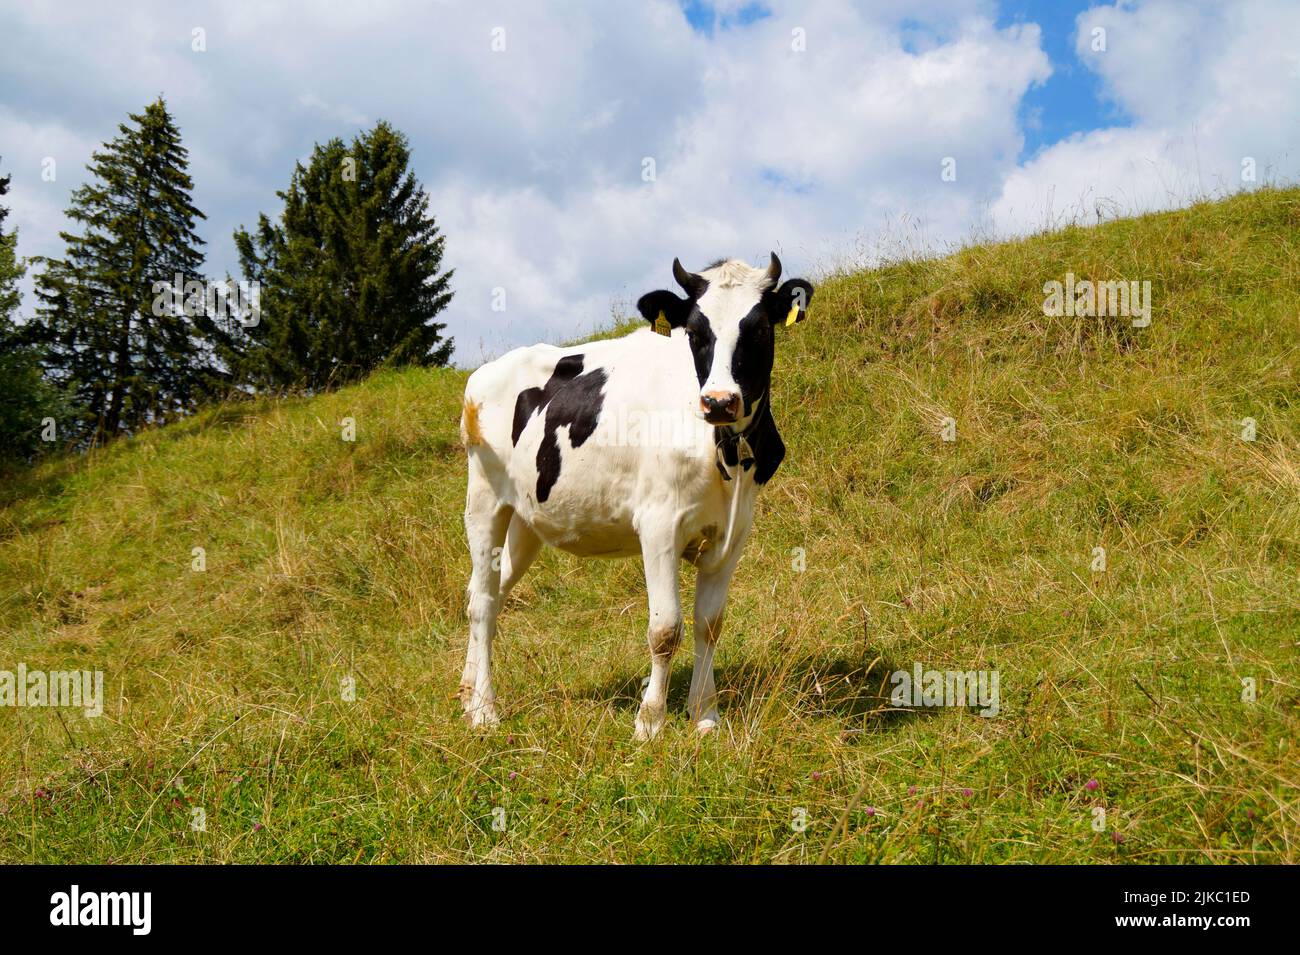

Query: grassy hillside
<box><xmin>2</xmin><ymin>188</ymin><xmax>1298</xmax><ymax>863</ymax></box>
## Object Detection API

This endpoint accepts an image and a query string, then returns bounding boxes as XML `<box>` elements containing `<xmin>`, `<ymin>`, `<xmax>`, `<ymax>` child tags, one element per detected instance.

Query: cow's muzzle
<box><xmin>700</xmin><ymin>390</ymin><xmax>741</xmax><ymax>424</ymax></box>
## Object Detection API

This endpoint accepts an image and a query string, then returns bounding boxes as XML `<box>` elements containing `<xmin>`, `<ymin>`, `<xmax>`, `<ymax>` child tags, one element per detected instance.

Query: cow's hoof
<box><xmin>633</xmin><ymin>715</ymin><xmax>665</xmax><ymax>742</ymax></box>
<box><xmin>457</xmin><ymin>681</ymin><xmax>475</xmax><ymax>710</ymax></box>
<box><xmin>695</xmin><ymin>718</ymin><xmax>718</xmax><ymax>735</ymax></box>
<box><xmin>466</xmin><ymin>701</ymin><xmax>499</xmax><ymax>729</ymax></box>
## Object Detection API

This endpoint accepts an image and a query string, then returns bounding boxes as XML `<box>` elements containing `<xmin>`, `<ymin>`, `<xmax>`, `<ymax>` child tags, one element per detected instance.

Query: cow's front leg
<box><xmin>634</xmin><ymin>533</ymin><xmax>682</xmax><ymax>741</ymax></box>
<box><xmin>690</xmin><ymin>525</ymin><xmax>750</xmax><ymax>733</ymax></box>
<box><xmin>689</xmin><ymin>564</ymin><xmax>734</xmax><ymax>733</ymax></box>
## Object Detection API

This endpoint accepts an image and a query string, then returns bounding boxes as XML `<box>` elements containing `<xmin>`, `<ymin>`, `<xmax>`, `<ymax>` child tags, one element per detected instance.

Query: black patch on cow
<box><xmin>728</xmin><ymin>304</ymin><xmax>773</xmax><ymax>414</ymax></box>
<box><xmin>512</xmin><ymin>354</ymin><xmax>583</xmax><ymax>445</ymax></box>
<box><xmin>685</xmin><ymin>311</ymin><xmax>718</xmax><ymax>387</ymax></box>
<box><xmin>714</xmin><ymin>397</ymin><xmax>785</xmax><ymax>486</ymax></box>
<box><xmin>511</xmin><ymin>353</ymin><xmax>607</xmax><ymax>503</ymax></box>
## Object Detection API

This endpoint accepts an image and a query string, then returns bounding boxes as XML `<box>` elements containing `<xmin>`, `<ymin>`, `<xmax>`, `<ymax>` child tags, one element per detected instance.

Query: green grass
<box><xmin>2</xmin><ymin>187</ymin><xmax>1299</xmax><ymax>863</ymax></box>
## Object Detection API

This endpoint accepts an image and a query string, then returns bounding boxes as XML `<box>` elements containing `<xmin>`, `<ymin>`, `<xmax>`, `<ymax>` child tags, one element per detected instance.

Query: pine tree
<box><xmin>1</xmin><ymin>156</ymin><xmax>69</xmax><ymax>462</ymax></box>
<box><xmin>0</xmin><ymin>160</ymin><xmax>22</xmax><ymax>328</ymax></box>
<box><xmin>29</xmin><ymin>98</ymin><xmax>215</xmax><ymax>441</ymax></box>
<box><xmin>225</xmin><ymin>121</ymin><xmax>454</xmax><ymax>390</ymax></box>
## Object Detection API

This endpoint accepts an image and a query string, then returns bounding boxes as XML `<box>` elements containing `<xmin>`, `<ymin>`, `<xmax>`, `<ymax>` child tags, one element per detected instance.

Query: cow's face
<box><xmin>637</xmin><ymin>253</ymin><xmax>814</xmax><ymax>427</ymax></box>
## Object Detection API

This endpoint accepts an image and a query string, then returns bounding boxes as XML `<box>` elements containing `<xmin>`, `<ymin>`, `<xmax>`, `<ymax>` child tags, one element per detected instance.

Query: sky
<box><xmin>1</xmin><ymin>0</ymin><xmax>1297</xmax><ymax>365</ymax></box>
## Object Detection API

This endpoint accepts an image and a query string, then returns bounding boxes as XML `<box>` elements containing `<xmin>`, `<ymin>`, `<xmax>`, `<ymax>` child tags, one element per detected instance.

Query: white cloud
<box><xmin>2</xmin><ymin>1</ymin><xmax>1297</xmax><ymax>363</ymax></box>
<box><xmin>991</xmin><ymin>0</ymin><xmax>1300</xmax><ymax>232</ymax></box>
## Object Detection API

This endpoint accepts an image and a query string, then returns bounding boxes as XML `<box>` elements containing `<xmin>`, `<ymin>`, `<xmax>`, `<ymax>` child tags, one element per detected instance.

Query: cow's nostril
<box><xmin>701</xmin><ymin>391</ymin><xmax>741</xmax><ymax>420</ymax></box>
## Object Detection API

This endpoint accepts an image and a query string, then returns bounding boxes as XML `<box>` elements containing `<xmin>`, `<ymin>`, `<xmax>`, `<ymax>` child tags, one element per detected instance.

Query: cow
<box><xmin>458</xmin><ymin>253</ymin><xmax>813</xmax><ymax>739</ymax></box>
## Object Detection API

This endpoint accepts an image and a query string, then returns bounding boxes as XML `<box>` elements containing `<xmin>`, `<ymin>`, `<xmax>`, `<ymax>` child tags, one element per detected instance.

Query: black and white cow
<box><xmin>458</xmin><ymin>254</ymin><xmax>813</xmax><ymax>739</ymax></box>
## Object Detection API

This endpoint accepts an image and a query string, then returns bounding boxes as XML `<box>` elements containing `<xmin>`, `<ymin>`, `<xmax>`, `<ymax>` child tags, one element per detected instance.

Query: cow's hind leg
<box><xmin>460</xmin><ymin>513</ymin><xmax>539</xmax><ymax>701</ymax></box>
<box><xmin>499</xmin><ymin>515</ymin><xmax>542</xmax><ymax>599</ymax></box>
<box><xmin>634</xmin><ymin>531</ymin><xmax>683</xmax><ymax>741</ymax></box>
<box><xmin>461</xmin><ymin>464</ymin><xmax>512</xmax><ymax>728</ymax></box>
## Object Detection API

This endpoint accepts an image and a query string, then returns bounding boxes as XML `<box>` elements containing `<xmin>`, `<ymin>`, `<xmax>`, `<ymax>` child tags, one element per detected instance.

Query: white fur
<box><xmin>695</xmin><ymin>259</ymin><xmax>772</xmax><ymax>416</ymax></box>
<box><xmin>459</xmin><ymin>320</ymin><xmax>761</xmax><ymax>738</ymax></box>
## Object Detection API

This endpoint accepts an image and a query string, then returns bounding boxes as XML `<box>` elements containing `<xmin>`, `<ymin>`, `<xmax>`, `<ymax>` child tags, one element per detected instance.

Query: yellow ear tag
<box><xmin>654</xmin><ymin>311</ymin><xmax>671</xmax><ymax>336</ymax></box>
<box><xmin>785</xmin><ymin>303</ymin><xmax>801</xmax><ymax>327</ymax></box>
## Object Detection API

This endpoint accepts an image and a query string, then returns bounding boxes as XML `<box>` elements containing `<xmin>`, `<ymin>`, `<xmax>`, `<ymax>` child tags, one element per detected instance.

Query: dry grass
<box><xmin>1</xmin><ymin>187</ymin><xmax>1298</xmax><ymax>863</ymax></box>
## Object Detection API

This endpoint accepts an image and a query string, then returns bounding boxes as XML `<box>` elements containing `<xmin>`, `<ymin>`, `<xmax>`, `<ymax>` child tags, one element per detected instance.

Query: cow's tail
<box><xmin>460</xmin><ymin>395</ymin><xmax>485</xmax><ymax>447</ymax></box>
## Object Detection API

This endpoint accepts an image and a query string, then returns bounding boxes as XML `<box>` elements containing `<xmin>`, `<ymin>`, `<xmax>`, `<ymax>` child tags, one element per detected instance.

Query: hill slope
<box><xmin>2</xmin><ymin>188</ymin><xmax>1298</xmax><ymax>863</ymax></box>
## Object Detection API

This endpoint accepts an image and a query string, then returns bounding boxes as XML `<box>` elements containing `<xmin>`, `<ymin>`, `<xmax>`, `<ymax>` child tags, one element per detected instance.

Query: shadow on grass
<box><xmin>0</xmin><ymin>461</ymin><xmax>74</xmax><ymax>531</ymax></box>
<box><xmin>0</xmin><ymin>400</ymin><xmax>266</xmax><ymax>516</ymax></box>
<box><xmin>577</xmin><ymin>650</ymin><xmax>933</xmax><ymax>737</ymax></box>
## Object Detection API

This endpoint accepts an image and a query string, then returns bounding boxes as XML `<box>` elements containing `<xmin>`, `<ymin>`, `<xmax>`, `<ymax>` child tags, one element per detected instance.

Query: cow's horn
<box><xmin>672</xmin><ymin>258</ymin><xmax>707</xmax><ymax>298</ymax></box>
<box><xmin>765</xmin><ymin>251</ymin><xmax>782</xmax><ymax>288</ymax></box>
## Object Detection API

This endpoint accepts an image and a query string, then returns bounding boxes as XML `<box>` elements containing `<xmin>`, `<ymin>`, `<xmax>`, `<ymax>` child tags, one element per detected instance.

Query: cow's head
<box><xmin>636</xmin><ymin>253</ymin><xmax>813</xmax><ymax>426</ymax></box>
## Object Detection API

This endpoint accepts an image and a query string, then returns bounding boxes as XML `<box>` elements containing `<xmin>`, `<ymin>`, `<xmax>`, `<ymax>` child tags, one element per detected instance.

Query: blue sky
<box><xmin>995</xmin><ymin>0</ymin><xmax>1126</xmax><ymax>158</ymax></box>
<box><xmin>681</xmin><ymin>0</ymin><xmax>773</xmax><ymax>34</ymax></box>
<box><xmin>2</xmin><ymin>0</ymin><xmax>1296</xmax><ymax>362</ymax></box>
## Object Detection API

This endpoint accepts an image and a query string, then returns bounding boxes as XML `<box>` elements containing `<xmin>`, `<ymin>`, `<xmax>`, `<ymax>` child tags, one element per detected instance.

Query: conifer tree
<box><xmin>226</xmin><ymin>121</ymin><xmax>454</xmax><ymax>390</ymax></box>
<box><xmin>0</xmin><ymin>160</ymin><xmax>21</xmax><ymax>324</ymax></box>
<box><xmin>29</xmin><ymin>98</ymin><xmax>215</xmax><ymax>441</ymax></box>
<box><xmin>0</xmin><ymin>157</ymin><xmax>69</xmax><ymax>461</ymax></box>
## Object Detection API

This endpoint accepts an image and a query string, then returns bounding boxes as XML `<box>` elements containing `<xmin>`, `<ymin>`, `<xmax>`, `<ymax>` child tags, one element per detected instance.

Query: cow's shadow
<box><xmin>577</xmin><ymin>650</ymin><xmax>929</xmax><ymax>737</ymax></box>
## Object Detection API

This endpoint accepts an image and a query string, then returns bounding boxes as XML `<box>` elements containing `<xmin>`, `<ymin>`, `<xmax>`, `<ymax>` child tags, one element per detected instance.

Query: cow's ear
<box><xmin>637</xmin><ymin>290</ymin><xmax>689</xmax><ymax>335</ymax></box>
<box><xmin>770</xmin><ymin>278</ymin><xmax>814</xmax><ymax>328</ymax></box>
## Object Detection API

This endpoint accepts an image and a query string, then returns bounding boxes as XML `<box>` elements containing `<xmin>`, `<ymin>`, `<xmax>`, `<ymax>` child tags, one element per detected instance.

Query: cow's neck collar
<box><xmin>713</xmin><ymin>391</ymin><xmax>768</xmax><ymax>481</ymax></box>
